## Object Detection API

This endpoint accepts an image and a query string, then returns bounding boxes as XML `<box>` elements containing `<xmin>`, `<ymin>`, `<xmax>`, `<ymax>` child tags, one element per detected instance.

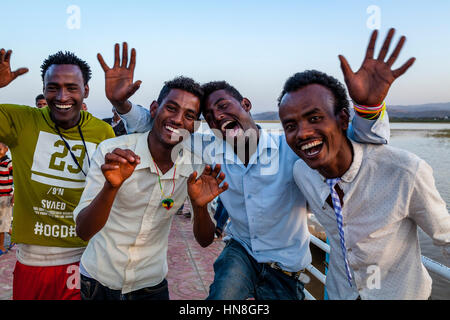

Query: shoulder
<box><xmin>0</xmin><ymin>103</ymin><xmax>38</xmax><ymax>117</ymax></box>
<box><xmin>363</xmin><ymin>143</ymin><xmax>423</xmax><ymax>174</ymax></box>
<box><xmin>97</xmin><ymin>132</ymin><xmax>144</xmax><ymax>155</ymax></box>
<box><xmin>81</xmin><ymin>112</ymin><xmax>116</xmax><ymax>139</ymax></box>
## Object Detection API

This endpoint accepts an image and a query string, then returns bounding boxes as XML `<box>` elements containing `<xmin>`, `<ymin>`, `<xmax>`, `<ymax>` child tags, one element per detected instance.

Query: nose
<box><xmin>56</xmin><ymin>88</ymin><xmax>70</xmax><ymax>102</ymax></box>
<box><xmin>212</xmin><ymin>108</ymin><xmax>225</xmax><ymax>125</ymax></box>
<box><xmin>296</xmin><ymin>122</ymin><xmax>314</xmax><ymax>141</ymax></box>
<box><xmin>170</xmin><ymin>110</ymin><xmax>183</xmax><ymax>125</ymax></box>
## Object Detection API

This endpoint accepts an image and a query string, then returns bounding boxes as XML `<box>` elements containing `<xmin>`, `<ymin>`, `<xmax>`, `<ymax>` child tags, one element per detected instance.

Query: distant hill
<box><xmin>253</xmin><ymin>102</ymin><xmax>450</xmax><ymax>121</ymax></box>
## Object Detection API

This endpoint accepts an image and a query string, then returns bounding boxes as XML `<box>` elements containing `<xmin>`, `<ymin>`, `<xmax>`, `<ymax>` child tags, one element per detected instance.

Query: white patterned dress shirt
<box><xmin>293</xmin><ymin>140</ymin><xmax>450</xmax><ymax>300</ymax></box>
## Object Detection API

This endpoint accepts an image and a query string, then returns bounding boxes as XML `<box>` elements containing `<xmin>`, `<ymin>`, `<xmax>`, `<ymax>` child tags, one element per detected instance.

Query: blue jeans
<box><xmin>207</xmin><ymin>238</ymin><xmax>305</xmax><ymax>300</ymax></box>
<box><xmin>80</xmin><ymin>275</ymin><xmax>169</xmax><ymax>300</ymax></box>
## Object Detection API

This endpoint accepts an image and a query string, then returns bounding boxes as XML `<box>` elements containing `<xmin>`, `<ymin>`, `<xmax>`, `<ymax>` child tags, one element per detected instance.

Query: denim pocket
<box><xmin>80</xmin><ymin>275</ymin><xmax>96</xmax><ymax>300</ymax></box>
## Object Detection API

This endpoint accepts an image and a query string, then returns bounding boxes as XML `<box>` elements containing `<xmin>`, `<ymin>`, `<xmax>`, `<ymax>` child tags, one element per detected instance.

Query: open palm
<box><xmin>188</xmin><ymin>165</ymin><xmax>228</xmax><ymax>207</ymax></box>
<box><xmin>339</xmin><ymin>28</ymin><xmax>415</xmax><ymax>106</ymax></box>
<box><xmin>98</xmin><ymin>42</ymin><xmax>141</xmax><ymax>110</ymax></box>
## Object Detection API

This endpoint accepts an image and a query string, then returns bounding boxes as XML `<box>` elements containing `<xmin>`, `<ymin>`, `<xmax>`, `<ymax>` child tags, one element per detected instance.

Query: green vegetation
<box><xmin>390</xmin><ymin>117</ymin><xmax>450</xmax><ymax>123</ymax></box>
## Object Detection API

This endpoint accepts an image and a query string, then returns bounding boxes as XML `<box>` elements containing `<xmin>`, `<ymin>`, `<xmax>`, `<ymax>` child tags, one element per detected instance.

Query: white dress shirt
<box><xmin>73</xmin><ymin>132</ymin><xmax>204</xmax><ymax>294</ymax></box>
<box><xmin>293</xmin><ymin>140</ymin><xmax>450</xmax><ymax>300</ymax></box>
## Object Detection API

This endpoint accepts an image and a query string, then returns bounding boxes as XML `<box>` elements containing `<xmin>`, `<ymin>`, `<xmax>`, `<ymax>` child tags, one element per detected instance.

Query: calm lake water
<box><xmin>251</xmin><ymin>121</ymin><xmax>449</xmax><ymax>300</ymax></box>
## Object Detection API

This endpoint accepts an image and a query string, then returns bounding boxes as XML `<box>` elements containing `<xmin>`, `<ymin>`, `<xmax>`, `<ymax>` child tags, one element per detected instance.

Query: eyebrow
<box><xmin>165</xmin><ymin>100</ymin><xmax>181</xmax><ymax>108</ymax></box>
<box><xmin>302</xmin><ymin>107</ymin><xmax>322</xmax><ymax>117</ymax></box>
<box><xmin>213</xmin><ymin>97</ymin><xmax>227</xmax><ymax>106</ymax></box>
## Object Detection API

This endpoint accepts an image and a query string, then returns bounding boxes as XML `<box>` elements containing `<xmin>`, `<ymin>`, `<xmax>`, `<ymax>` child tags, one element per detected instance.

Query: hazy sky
<box><xmin>1</xmin><ymin>0</ymin><xmax>450</xmax><ymax>119</ymax></box>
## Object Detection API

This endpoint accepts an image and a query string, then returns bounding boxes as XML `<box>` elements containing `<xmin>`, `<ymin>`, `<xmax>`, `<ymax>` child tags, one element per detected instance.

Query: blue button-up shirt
<box><xmin>120</xmin><ymin>103</ymin><xmax>390</xmax><ymax>272</ymax></box>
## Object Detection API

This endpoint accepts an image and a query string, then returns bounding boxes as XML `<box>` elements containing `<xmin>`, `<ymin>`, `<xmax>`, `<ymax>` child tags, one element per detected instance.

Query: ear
<box><xmin>84</xmin><ymin>84</ymin><xmax>90</xmax><ymax>99</ymax></box>
<box><xmin>241</xmin><ymin>98</ymin><xmax>252</xmax><ymax>113</ymax></box>
<box><xmin>150</xmin><ymin>101</ymin><xmax>159</xmax><ymax>119</ymax></box>
<box><xmin>337</xmin><ymin>108</ymin><xmax>350</xmax><ymax>131</ymax></box>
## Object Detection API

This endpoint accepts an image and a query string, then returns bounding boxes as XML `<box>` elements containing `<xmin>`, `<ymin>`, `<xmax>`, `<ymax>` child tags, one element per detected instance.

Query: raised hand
<box><xmin>339</xmin><ymin>28</ymin><xmax>416</xmax><ymax>106</ymax></box>
<box><xmin>188</xmin><ymin>164</ymin><xmax>228</xmax><ymax>207</ymax></box>
<box><xmin>101</xmin><ymin>148</ymin><xmax>141</xmax><ymax>188</ymax></box>
<box><xmin>0</xmin><ymin>49</ymin><xmax>28</xmax><ymax>88</ymax></box>
<box><xmin>97</xmin><ymin>42</ymin><xmax>142</xmax><ymax>113</ymax></box>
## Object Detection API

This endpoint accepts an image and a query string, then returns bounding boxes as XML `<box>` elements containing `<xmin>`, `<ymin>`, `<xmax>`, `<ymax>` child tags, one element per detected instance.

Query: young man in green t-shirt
<box><xmin>0</xmin><ymin>48</ymin><xmax>115</xmax><ymax>300</ymax></box>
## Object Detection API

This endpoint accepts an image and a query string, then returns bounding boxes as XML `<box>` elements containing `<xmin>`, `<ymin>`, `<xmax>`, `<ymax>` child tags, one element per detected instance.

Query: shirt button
<box><xmin>322</xmin><ymin>206</ymin><xmax>326</xmax><ymax>210</ymax></box>
<box><xmin>348</xmin><ymin>248</ymin><xmax>352</xmax><ymax>253</ymax></box>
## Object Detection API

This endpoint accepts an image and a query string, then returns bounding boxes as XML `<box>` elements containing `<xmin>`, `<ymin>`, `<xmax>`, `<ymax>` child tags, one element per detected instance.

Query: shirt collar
<box><xmin>135</xmin><ymin>132</ymin><xmax>195</xmax><ymax>178</ymax></box>
<box><xmin>340</xmin><ymin>140</ymin><xmax>363</xmax><ymax>183</ymax></box>
<box><xmin>213</xmin><ymin>128</ymin><xmax>279</xmax><ymax>165</ymax></box>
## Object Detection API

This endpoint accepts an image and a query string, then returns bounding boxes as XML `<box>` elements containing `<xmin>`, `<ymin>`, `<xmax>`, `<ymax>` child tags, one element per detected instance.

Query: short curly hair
<box><xmin>157</xmin><ymin>76</ymin><xmax>203</xmax><ymax>115</ymax></box>
<box><xmin>41</xmin><ymin>51</ymin><xmax>92</xmax><ymax>85</ymax></box>
<box><xmin>278</xmin><ymin>70</ymin><xmax>349</xmax><ymax>114</ymax></box>
<box><xmin>201</xmin><ymin>81</ymin><xmax>244</xmax><ymax>110</ymax></box>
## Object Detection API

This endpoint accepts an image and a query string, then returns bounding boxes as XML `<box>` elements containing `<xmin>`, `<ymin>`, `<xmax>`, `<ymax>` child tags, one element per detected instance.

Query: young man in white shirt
<box><xmin>74</xmin><ymin>76</ymin><xmax>228</xmax><ymax>300</ymax></box>
<box><xmin>278</xmin><ymin>29</ymin><xmax>450</xmax><ymax>299</ymax></box>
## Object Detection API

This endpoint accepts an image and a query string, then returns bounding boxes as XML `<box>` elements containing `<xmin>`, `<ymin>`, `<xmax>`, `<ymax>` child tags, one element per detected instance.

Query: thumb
<box><xmin>126</xmin><ymin>80</ymin><xmax>142</xmax><ymax>99</ymax></box>
<box><xmin>12</xmin><ymin>68</ymin><xmax>29</xmax><ymax>79</ymax></box>
<box><xmin>338</xmin><ymin>55</ymin><xmax>353</xmax><ymax>83</ymax></box>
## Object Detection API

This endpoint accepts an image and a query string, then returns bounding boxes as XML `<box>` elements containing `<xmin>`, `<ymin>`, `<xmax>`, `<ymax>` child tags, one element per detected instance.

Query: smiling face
<box><xmin>279</xmin><ymin>84</ymin><xmax>352</xmax><ymax>176</ymax></box>
<box><xmin>150</xmin><ymin>88</ymin><xmax>201</xmax><ymax>148</ymax></box>
<box><xmin>203</xmin><ymin>89</ymin><xmax>258</xmax><ymax>141</ymax></box>
<box><xmin>43</xmin><ymin>64</ymin><xmax>89</xmax><ymax>129</ymax></box>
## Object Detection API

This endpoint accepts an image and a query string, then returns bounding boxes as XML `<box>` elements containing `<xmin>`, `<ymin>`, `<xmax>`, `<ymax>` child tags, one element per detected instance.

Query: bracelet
<box><xmin>353</xmin><ymin>101</ymin><xmax>386</xmax><ymax>120</ymax></box>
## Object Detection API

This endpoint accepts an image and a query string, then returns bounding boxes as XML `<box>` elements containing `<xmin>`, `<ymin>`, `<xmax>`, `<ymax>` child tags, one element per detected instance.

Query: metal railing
<box><xmin>303</xmin><ymin>234</ymin><xmax>450</xmax><ymax>300</ymax></box>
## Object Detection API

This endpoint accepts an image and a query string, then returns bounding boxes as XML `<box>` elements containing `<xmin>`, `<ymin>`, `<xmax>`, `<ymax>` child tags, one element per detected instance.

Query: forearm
<box><xmin>192</xmin><ymin>203</ymin><xmax>216</xmax><ymax>248</ymax></box>
<box><xmin>118</xmin><ymin>102</ymin><xmax>153</xmax><ymax>134</ymax></box>
<box><xmin>75</xmin><ymin>182</ymin><xmax>120</xmax><ymax>241</ymax></box>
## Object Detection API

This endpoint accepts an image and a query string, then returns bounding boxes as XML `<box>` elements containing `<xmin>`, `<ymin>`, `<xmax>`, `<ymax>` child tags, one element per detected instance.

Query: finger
<box><xmin>211</xmin><ymin>164</ymin><xmax>221</xmax><ymax>178</ymax></box>
<box><xmin>121</xmin><ymin>42</ymin><xmax>128</xmax><ymax>68</ymax></box>
<box><xmin>392</xmin><ymin>57</ymin><xmax>416</xmax><ymax>78</ymax></box>
<box><xmin>338</xmin><ymin>55</ymin><xmax>354</xmax><ymax>82</ymax></box>
<box><xmin>112</xmin><ymin>148</ymin><xmax>138</xmax><ymax>163</ymax></box>
<box><xmin>128</xmin><ymin>48</ymin><xmax>136</xmax><ymax>71</ymax></box>
<box><xmin>0</xmin><ymin>49</ymin><xmax>5</xmax><ymax>63</ymax></box>
<box><xmin>187</xmin><ymin>171</ymin><xmax>198</xmax><ymax>184</ymax></box>
<box><xmin>219</xmin><ymin>182</ymin><xmax>229</xmax><ymax>194</ymax></box>
<box><xmin>126</xmin><ymin>81</ymin><xmax>142</xmax><ymax>98</ymax></box>
<box><xmin>377</xmin><ymin>28</ymin><xmax>395</xmax><ymax>62</ymax></box>
<box><xmin>216</xmin><ymin>172</ymin><xmax>226</xmax><ymax>185</ymax></box>
<box><xmin>97</xmin><ymin>53</ymin><xmax>110</xmax><ymax>72</ymax></box>
<box><xmin>386</xmin><ymin>36</ymin><xmax>406</xmax><ymax>67</ymax></box>
<box><xmin>113</xmin><ymin>43</ymin><xmax>120</xmax><ymax>68</ymax></box>
<box><xmin>12</xmin><ymin>68</ymin><xmax>29</xmax><ymax>79</ymax></box>
<box><xmin>101</xmin><ymin>163</ymin><xmax>120</xmax><ymax>171</ymax></box>
<box><xmin>203</xmin><ymin>165</ymin><xmax>212</xmax><ymax>176</ymax></box>
<box><xmin>364</xmin><ymin>29</ymin><xmax>378</xmax><ymax>60</ymax></box>
<box><xmin>4</xmin><ymin>50</ymin><xmax>12</xmax><ymax>63</ymax></box>
<box><xmin>105</xmin><ymin>152</ymin><xmax>129</xmax><ymax>164</ymax></box>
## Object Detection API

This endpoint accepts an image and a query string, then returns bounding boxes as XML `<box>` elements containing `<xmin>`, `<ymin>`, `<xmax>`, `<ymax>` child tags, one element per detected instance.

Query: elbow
<box><xmin>75</xmin><ymin>219</ymin><xmax>91</xmax><ymax>242</ymax></box>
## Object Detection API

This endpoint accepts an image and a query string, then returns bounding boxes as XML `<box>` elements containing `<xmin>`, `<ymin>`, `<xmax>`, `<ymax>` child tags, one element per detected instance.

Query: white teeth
<box><xmin>165</xmin><ymin>126</ymin><xmax>180</xmax><ymax>134</ymax></box>
<box><xmin>55</xmin><ymin>104</ymin><xmax>72</xmax><ymax>109</ymax></box>
<box><xmin>301</xmin><ymin>140</ymin><xmax>323</xmax><ymax>151</ymax></box>
<box><xmin>221</xmin><ymin>120</ymin><xmax>233</xmax><ymax>132</ymax></box>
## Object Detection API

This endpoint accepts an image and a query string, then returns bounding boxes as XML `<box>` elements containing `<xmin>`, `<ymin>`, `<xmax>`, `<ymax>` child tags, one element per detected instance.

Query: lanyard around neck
<box><xmin>54</xmin><ymin>125</ymin><xmax>91</xmax><ymax>177</ymax></box>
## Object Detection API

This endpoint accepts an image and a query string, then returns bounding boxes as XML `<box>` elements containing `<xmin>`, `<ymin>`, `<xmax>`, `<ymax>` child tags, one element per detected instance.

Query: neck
<box><xmin>147</xmin><ymin>131</ymin><xmax>175</xmax><ymax>175</ymax></box>
<box><xmin>318</xmin><ymin>137</ymin><xmax>354</xmax><ymax>179</ymax></box>
<box><xmin>232</xmin><ymin>123</ymin><xmax>260</xmax><ymax>166</ymax></box>
<box><xmin>51</xmin><ymin>114</ymin><xmax>81</xmax><ymax>130</ymax></box>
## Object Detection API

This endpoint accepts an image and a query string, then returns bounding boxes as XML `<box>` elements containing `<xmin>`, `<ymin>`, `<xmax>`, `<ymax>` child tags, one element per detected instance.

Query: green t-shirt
<box><xmin>0</xmin><ymin>104</ymin><xmax>115</xmax><ymax>247</ymax></box>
